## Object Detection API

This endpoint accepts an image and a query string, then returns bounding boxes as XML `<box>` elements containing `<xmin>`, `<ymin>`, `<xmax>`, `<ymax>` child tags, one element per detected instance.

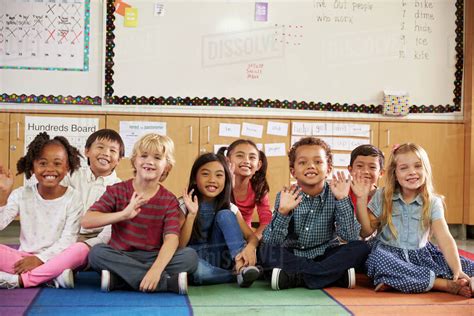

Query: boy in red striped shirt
<box><xmin>82</xmin><ymin>133</ymin><xmax>198</xmax><ymax>294</ymax></box>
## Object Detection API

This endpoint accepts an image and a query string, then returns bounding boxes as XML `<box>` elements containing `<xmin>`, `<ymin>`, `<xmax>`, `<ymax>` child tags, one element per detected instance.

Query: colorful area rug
<box><xmin>0</xmin><ymin>248</ymin><xmax>473</xmax><ymax>315</ymax></box>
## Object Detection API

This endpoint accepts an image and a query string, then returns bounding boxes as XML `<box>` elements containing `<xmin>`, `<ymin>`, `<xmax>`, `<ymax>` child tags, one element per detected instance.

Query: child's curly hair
<box><xmin>288</xmin><ymin>137</ymin><xmax>333</xmax><ymax>169</ymax></box>
<box><xmin>17</xmin><ymin>132</ymin><xmax>82</xmax><ymax>179</ymax></box>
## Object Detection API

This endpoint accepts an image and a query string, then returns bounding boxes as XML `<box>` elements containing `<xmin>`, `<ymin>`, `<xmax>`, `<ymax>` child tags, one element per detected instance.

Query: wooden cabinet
<box><xmin>9</xmin><ymin>113</ymin><xmax>106</xmax><ymax>189</ymax></box>
<box><xmin>106</xmin><ymin>115</ymin><xmax>199</xmax><ymax>197</ymax></box>
<box><xmin>0</xmin><ymin>113</ymin><xmax>9</xmax><ymax>171</ymax></box>
<box><xmin>200</xmin><ymin>118</ymin><xmax>291</xmax><ymax>212</ymax></box>
<box><xmin>379</xmin><ymin>122</ymin><xmax>464</xmax><ymax>224</ymax></box>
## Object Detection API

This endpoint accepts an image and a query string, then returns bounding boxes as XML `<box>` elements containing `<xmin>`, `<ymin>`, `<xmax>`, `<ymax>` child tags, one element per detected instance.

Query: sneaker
<box><xmin>167</xmin><ymin>272</ymin><xmax>188</xmax><ymax>295</ymax></box>
<box><xmin>237</xmin><ymin>266</ymin><xmax>260</xmax><ymax>288</ymax></box>
<box><xmin>271</xmin><ymin>268</ymin><xmax>303</xmax><ymax>290</ymax></box>
<box><xmin>101</xmin><ymin>270</ymin><xmax>113</xmax><ymax>292</ymax></box>
<box><xmin>0</xmin><ymin>271</ymin><xmax>19</xmax><ymax>289</ymax></box>
<box><xmin>53</xmin><ymin>269</ymin><xmax>74</xmax><ymax>289</ymax></box>
<box><xmin>337</xmin><ymin>268</ymin><xmax>356</xmax><ymax>289</ymax></box>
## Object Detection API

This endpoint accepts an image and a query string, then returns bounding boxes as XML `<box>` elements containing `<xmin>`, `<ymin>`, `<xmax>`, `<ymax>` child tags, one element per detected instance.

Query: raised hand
<box><xmin>350</xmin><ymin>171</ymin><xmax>372</xmax><ymax>199</ymax></box>
<box><xmin>183</xmin><ymin>188</ymin><xmax>198</xmax><ymax>216</ymax></box>
<box><xmin>0</xmin><ymin>164</ymin><xmax>14</xmax><ymax>206</ymax></box>
<box><xmin>278</xmin><ymin>184</ymin><xmax>302</xmax><ymax>216</ymax></box>
<box><xmin>228</xmin><ymin>161</ymin><xmax>236</xmax><ymax>188</ymax></box>
<box><xmin>122</xmin><ymin>192</ymin><xmax>147</xmax><ymax>220</ymax></box>
<box><xmin>329</xmin><ymin>171</ymin><xmax>351</xmax><ymax>200</ymax></box>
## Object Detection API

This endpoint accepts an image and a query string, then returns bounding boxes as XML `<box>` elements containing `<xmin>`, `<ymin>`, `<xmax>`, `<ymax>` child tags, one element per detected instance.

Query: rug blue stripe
<box><xmin>26</xmin><ymin>272</ymin><xmax>192</xmax><ymax>315</ymax></box>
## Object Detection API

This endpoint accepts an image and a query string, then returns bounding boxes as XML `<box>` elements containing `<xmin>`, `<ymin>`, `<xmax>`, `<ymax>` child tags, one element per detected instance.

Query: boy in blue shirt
<box><xmin>260</xmin><ymin>137</ymin><xmax>370</xmax><ymax>290</ymax></box>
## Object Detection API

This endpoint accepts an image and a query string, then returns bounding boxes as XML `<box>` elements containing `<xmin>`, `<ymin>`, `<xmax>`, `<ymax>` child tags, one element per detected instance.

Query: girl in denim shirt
<box><xmin>353</xmin><ymin>143</ymin><xmax>473</xmax><ymax>297</ymax></box>
<box><xmin>178</xmin><ymin>153</ymin><xmax>260</xmax><ymax>287</ymax></box>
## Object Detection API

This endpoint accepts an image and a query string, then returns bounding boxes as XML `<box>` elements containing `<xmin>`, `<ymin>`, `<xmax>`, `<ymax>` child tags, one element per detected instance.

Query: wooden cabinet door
<box><xmin>379</xmin><ymin>122</ymin><xmax>464</xmax><ymax>224</ymax></box>
<box><xmin>9</xmin><ymin>113</ymin><xmax>106</xmax><ymax>190</ymax></box>
<box><xmin>200</xmin><ymin>117</ymin><xmax>290</xmax><ymax>213</ymax></box>
<box><xmin>106</xmin><ymin>115</ymin><xmax>199</xmax><ymax>197</ymax></box>
<box><xmin>0</xmin><ymin>113</ymin><xmax>9</xmax><ymax>172</ymax></box>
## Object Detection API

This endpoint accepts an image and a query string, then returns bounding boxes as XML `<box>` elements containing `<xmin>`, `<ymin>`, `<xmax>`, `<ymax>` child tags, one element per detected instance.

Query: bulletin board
<box><xmin>0</xmin><ymin>0</ymin><xmax>102</xmax><ymax>105</ymax></box>
<box><xmin>104</xmin><ymin>0</ymin><xmax>463</xmax><ymax>113</ymax></box>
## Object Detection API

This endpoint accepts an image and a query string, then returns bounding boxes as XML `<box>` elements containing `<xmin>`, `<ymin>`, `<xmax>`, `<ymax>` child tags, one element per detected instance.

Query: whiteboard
<box><xmin>106</xmin><ymin>0</ymin><xmax>462</xmax><ymax>112</ymax></box>
<box><xmin>0</xmin><ymin>0</ymin><xmax>102</xmax><ymax>105</ymax></box>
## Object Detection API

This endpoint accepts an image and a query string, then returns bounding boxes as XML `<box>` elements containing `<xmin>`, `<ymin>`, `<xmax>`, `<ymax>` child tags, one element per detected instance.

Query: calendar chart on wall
<box><xmin>0</xmin><ymin>0</ymin><xmax>102</xmax><ymax>105</ymax></box>
<box><xmin>0</xmin><ymin>0</ymin><xmax>90</xmax><ymax>71</ymax></box>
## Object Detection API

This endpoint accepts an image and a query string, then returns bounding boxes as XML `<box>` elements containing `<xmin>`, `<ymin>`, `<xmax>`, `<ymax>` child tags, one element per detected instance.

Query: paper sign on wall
<box><xmin>267</xmin><ymin>121</ymin><xmax>288</xmax><ymax>136</ymax></box>
<box><xmin>331</xmin><ymin>137</ymin><xmax>367</xmax><ymax>151</ymax></box>
<box><xmin>333</xmin><ymin>153</ymin><xmax>351</xmax><ymax>167</ymax></box>
<box><xmin>242</xmin><ymin>122</ymin><xmax>263</xmax><ymax>138</ymax></box>
<box><xmin>292</xmin><ymin>122</ymin><xmax>312</xmax><ymax>135</ymax></box>
<box><xmin>25</xmin><ymin>116</ymin><xmax>99</xmax><ymax>168</ymax></box>
<box><xmin>313</xmin><ymin>123</ymin><xmax>333</xmax><ymax>136</ymax></box>
<box><xmin>120</xmin><ymin>121</ymin><xmax>167</xmax><ymax>157</ymax></box>
<box><xmin>219</xmin><ymin>123</ymin><xmax>241</xmax><ymax>138</ymax></box>
<box><xmin>265</xmin><ymin>143</ymin><xmax>286</xmax><ymax>157</ymax></box>
<box><xmin>124</xmin><ymin>7</ymin><xmax>138</xmax><ymax>27</ymax></box>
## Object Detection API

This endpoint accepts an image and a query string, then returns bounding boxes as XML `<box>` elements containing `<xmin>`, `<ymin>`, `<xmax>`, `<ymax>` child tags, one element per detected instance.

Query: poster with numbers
<box><xmin>0</xmin><ymin>0</ymin><xmax>90</xmax><ymax>71</ymax></box>
<box><xmin>24</xmin><ymin>116</ymin><xmax>99</xmax><ymax>168</ymax></box>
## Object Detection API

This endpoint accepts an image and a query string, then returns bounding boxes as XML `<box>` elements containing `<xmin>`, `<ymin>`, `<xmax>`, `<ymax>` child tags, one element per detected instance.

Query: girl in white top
<box><xmin>0</xmin><ymin>132</ymin><xmax>83</xmax><ymax>289</ymax></box>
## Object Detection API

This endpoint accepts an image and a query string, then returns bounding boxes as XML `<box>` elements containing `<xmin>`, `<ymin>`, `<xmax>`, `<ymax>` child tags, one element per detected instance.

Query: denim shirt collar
<box><xmin>392</xmin><ymin>190</ymin><xmax>423</xmax><ymax>205</ymax></box>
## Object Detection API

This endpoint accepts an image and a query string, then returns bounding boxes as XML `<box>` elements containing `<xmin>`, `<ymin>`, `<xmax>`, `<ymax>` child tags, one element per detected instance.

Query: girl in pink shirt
<box><xmin>218</xmin><ymin>140</ymin><xmax>271</xmax><ymax>239</ymax></box>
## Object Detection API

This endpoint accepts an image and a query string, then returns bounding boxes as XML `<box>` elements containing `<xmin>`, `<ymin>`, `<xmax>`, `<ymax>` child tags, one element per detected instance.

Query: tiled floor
<box><xmin>1</xmin><ymin>221</ymin><xmax>474</xmax><ymax>252</ymax></box>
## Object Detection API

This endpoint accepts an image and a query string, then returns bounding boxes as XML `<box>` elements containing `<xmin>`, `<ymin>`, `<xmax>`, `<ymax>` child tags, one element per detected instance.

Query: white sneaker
<box><xmin>101</xmin><ymin>270</ymin><xmax>111</xmax><ymax>292</ymax></box>
<box><xmin>53</xmin><ymin>269</ymin><xmax>74</xmax><ymax>289</ymax></box>
<box><xmin>347</xmin><ymin>267</ymin><xmax>356</xmax><ymax>289</ymax></box>
<box><xmin>0</xmin><ymin>271</ymin><xmax>20</xmax><ymax>289</ymax></box>
<box><xmin>177</xmin><ymin>272</ymin><xmax>188</xmax><ymax>295</ymax></box>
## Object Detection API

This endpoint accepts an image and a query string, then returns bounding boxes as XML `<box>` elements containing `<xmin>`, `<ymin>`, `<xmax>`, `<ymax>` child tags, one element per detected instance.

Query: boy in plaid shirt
<box><xmin>260</xmin><ymin>137</ymin><xmax>370</xmax><ymax>290</ymax></box>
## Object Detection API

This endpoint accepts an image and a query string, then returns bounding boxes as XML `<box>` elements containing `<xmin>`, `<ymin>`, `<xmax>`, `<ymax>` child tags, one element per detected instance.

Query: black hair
<box><xmin>349</xmin><ymin>144</ymin><xmax>385</xmax><ymax>169</ymax></box>
<box><xmin>17</xmin><ymin>132</ymin><xmax>82</xmax><ymax>179</ymax></box>
<box><xmin>187</xmin><ymin>152</ymin><xmax>232</xmax><ymax>241</ymax></box>
<box><xmin>85</xmin><ymin>129</ymin><xmax>125</xmax><ymax>165</ymax></box>
<box><xmin>217</xmin><ymin>139</ymin><xmax>270</xmax><ymax>204</ymax></box>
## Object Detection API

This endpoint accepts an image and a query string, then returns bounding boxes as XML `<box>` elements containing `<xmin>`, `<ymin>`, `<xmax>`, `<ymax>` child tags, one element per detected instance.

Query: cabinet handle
<box><xmin>386</xmin><ymin>129</ymin><xmax>390</xmax><ymax>147</ymax></box>
<box><xmin>189</xmin><ymin>126</ymin><xmax>193</xmax><ymax>144</ymax></box>
<box><xmin>16</xmin><ymin>122</ymin><xmax>20</xmax><ymax>140</ymax></box>
<box><xmin>207</xmin><ymin>126</ymin><xmax>210</xmax><ymax>144</ymax></box>
<box><xmin>370</xmin><ymin>129</ymin><xmax>373</xmax><ymax>143</ymax></box>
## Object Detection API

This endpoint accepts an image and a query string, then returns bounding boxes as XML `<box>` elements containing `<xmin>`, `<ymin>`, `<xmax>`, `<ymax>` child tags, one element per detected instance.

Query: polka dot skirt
<box><xmin>366</xmin><ymin>241</ymin><xmax>474</xmax><ymax>293</ymax></box>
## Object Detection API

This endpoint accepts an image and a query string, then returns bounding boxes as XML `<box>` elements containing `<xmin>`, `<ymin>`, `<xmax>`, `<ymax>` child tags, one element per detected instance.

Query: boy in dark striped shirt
<box><xmin>82</xmin><ymin>133</ymin><xmax>198</xmax><ymax>294</ymax></box>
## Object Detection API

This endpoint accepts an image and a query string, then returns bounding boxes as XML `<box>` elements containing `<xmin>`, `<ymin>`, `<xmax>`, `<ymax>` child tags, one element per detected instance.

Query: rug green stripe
<box><xmin>188</xmin><ymin>281</ymin><xmax>350</xmax><ymax>316</ymax></box>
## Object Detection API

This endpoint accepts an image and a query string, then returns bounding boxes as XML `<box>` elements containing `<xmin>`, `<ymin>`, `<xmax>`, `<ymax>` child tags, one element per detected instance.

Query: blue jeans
<box><xmin>190</xmin><ymin>207</ymin><xmax>246</xmax><ymax>285</ymax></box>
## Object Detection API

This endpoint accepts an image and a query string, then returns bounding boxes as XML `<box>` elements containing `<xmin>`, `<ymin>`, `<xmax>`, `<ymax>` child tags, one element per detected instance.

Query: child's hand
<box><xmin>0</xmin><ymin>165</ymin><xmax>14</xmax><ymax>204</ymax></box>
<box><xmin>183</xmin><ymin>188</ymin><xmax>198</xmax><ymax>216</ymax></box>
<box><xmin>139</xmin><ymin>268</ymin><xmax>162</xmax><ymax>292</ymax></box>
<box><xmin>278</xmin><ymin>185</ymin><xmax>302</xmax><ymax>216</ymax></box>
<box><xmin>350</xmin><ymin>171</ymin><xmax>372</xmax><ymax>199</ymax></box>
<box><xmin>14</xmin><ymin>256</ymin><xmax>43</xmax><ymax>274</ymax></box>
<box><xmin>235</xmin><ymin>245</ymin><xmax>257</xmax><ymax>267</ymax></box>
<box><xmin>228</xmin><ymin>162</ymin><xmax>236</xmax><ymax>188</ymax></box>
<box><xmin>452</xmin><ymin>269</ymin><xmax>471</xmax><ymax>283</ymax></box>
<box><xmin>330</xmin><ymin>171</ymin><xmax>351</xmax><ymax>200</ymax></box>
<box><xmin>122</xmin><ymin>192</ymin><xmax>147</xmax><ymax>220</ymax></box>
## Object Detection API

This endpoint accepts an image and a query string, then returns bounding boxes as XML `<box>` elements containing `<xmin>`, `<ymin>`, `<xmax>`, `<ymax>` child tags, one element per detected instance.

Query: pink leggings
<box><xmin>0</xmin><ymin>242</ymin><xmax>89</xmax><ymax>288</ymax></box>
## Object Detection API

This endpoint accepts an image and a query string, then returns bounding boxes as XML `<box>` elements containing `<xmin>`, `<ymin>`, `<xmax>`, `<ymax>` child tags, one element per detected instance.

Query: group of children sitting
<box><xmin>0</xmin><ymin>129</ymin><xmax>473</xmax><ymax>298</ymax></box>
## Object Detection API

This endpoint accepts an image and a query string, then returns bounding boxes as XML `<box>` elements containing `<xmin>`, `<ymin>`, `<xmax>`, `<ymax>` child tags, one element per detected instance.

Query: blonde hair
<box><xmin>130</xmin><ymin>133</ymin><xmax>175</xmax><ymax>181</ymax></box>
<box><xmin>380</xmin><ymin>143</ymin><xmax>438</xmax><ymax>238</ymax></box>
